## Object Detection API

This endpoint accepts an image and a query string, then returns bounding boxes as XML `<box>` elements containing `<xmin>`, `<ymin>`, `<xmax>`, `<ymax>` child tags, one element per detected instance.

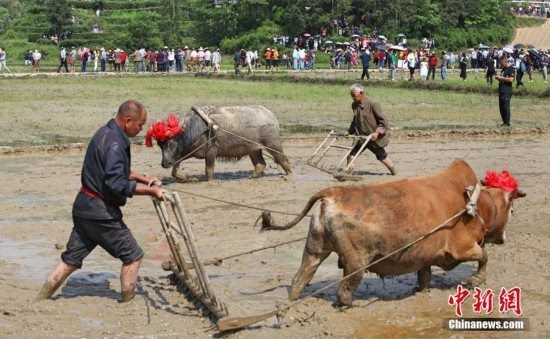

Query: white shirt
<box><xmin>205</xmin><ymin>50</ymin><xmax>212</xmax><ymax>61</ymax></box>
<box><xmin>33</xmin><ymin>52</ymin><xmax>41</xmax><ymax>60</ymax></box>
<box><xmin>246</xmin><ymin>51</ymin><xmax>254</xmax><ymax>63</ymax></box>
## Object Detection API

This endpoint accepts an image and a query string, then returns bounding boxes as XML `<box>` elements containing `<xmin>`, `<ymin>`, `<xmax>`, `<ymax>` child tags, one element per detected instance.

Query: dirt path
<box><xmin>511</xmin><ymin>18</ymin><xmax>550</xmax><ymax>49</ymax></box>
<box><xmin>0</xmin><ymin>136</ymin><xmax>548</xmax><ymax>337</ymax></box>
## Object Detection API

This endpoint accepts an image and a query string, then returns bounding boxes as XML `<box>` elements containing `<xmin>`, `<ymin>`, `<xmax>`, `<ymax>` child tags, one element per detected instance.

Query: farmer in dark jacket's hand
<box><xmin>33</xmin><ymin>100</ymin><xmax>166</xmax><ymax>304</ymax></box>
<box><xmin>344</xmin><ymin>83</ymin><xmax>397</xmax><ymax>175</ymax></box>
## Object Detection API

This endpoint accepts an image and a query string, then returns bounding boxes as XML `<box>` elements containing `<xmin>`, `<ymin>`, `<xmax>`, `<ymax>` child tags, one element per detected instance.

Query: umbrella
<box><xmin>314</xmin><ymin>34</ymin><xmax>320</xmax><ymax>38</ymax></box>
<box><xmin>479</xmin><ymin>45</ymin><xmax>490</xmax><ymax>50</ymax></box>
<box><xmin>343</xmin><ymin>42</ymin><xmax>350</xmax><ymax>46</ymax></box>
<box><xmin>514</xmin><ymin>43</ymin><xmax>525</xmax><ymax>49</ymax></box>
<box><xmin>351</xmin><ymin>34</ymin><xmax>360</xmax><ymax>38</ymax></box>
<box><xmin>396</xmin><ymin>33</ymin><xmax>406</xmax><ymax>37</ymax></box>
<box><xmin>528</xmin><ymin>49</ymin><xmax>541</xmax><ymax>60</ymax></box>
<box><xmin>528</xmin><ymin>44</ymin><xmax>535</xmax><ymax>49</ymax></box>
<box><xmin>324</xmin><ymin>40</ymin><xmax>334</xmax><ymax>45</ymax></box>
<box><xmin>503</xmin><ymin>46</ymin><xmax>514</xmax><ymax>53</ymax></box>
<box><xmin>376</xmin><ymin>44</ymin><xmax>387</xmax><ymax>51</ymax></box>
<box><xmin>388</xmin><ymin>45</ymin><xmax>407</xmax><ymax>51</ymax></box>
<box><xmin>335</xmin><ymin>42</ymin><xmax>343</xmax><ymax>45</ymax></box>
<box><xmin>303</xmin><ymin>33</ymin><xmax>311</xmax><ymax>37</ymax></box>
<box><xmin>378</xmin><ymin>35</ymin><xmax>386</xmax><ymax>40</ymax></box>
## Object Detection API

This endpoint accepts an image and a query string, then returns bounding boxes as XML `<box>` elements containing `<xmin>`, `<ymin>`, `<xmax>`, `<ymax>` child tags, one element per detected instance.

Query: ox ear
<box><xmin>480</xmin><ymin>179</ymin><xmax>487</xmax><ymax>186</ymax></box>
<box><xmin>511</xmin><ymin>188</ymin><xmax>526</xmax><ymax>200</ymax></box>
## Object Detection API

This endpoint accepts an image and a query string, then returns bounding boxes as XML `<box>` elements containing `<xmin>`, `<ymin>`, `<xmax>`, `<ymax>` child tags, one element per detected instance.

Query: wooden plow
<box><xmin>152</xmin><ymin>191</ymin><xmax>284</xmax><ymax>331</ymax></box>
<box><xmin>307</xmin><ymin>130</ymin><xmax>372</xmax><ymax>181</ymax></box>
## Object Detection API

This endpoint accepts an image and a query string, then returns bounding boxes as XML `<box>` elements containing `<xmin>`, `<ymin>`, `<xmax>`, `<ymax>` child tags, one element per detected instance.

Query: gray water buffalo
<box><xmin>148</xmin><ymin>105</ymin><xmax>291</xmax><ymax>181</ymax></box>
<box><xmin>261</xmin><ymin>160</ymin><xmax>525</xmax><ymax>306</ymax></box>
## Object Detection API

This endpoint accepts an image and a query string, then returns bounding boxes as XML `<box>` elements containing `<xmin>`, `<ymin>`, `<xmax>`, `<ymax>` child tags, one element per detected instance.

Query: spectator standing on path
<box><xmin>100</xmin><ymin>47</ymin><xmax>107</xmax><ymax>72</ymax></box>
<box><xmin>167</xmin><ymin>48</ymin><xmax>175</xmax><ymax>72</ymax></box>
<box><xmin>471</xmin><ymin>49</ymin><xmax>478</xmax><ymax>69</ymax></box>
<box><xmin>264</xmin><ymin>48</ymin><xmax>271</xmax><ymax>70</ymax></box>
<box><xmin>449</xmin><ymin>51</ymin><xmax>456</xmax><ymax>70</ymax></box>
<box><xmin>496</xmin><ymin>56</ymin><xmax>515</xmax><ymax>127</ymax></box>
<box><xmin>388</xmin><ymin>50</ymin><xmax>396</xmax><ymax>80</ymax></box>
<box><xmin>81</xmin><ymin>48</ymin><xmax>89</xmax><ymax>73</ymax></box>
<box><xmin>121</xmin><ymin>50</ymin><xmax>128</xmax><ymax>72</ymax></box>
<box><xmin>360</xmin><ymin>49</ymin><xmax>371</xmax><ymax>80</ymax></box>
<box><xmin>272</xmin><ymin>48</ymin><xmax>279</xmax><ymax>71</ymax></box>
<box><xmin>204</xmin><ymin>47</ymin><xmax>212</xmax><ymax>71</ymax></box>
<box><xmin>459</xmin><ymin>52</ymin><xmax>468</xmax><ymax>81</ymax></box>
<box><xmin>113</xmin><ymin>48</ymin><xmax>122</xmax><ymax>72</ymax></box>
<box><xmin>32</xmin><ymin>100</ymin><xmax>166</xmax><ymax>305</ymax></box>
<box><xmin>33</xmin><ymin>49</ymin><xmax>42</xmax><ymax>72</ymax></box>
<box><xmin>306</xmin><ymin>49</ymin><xmax>315</xmax><ymax>71</ymax></box>
<box><xmin>233</xmin><ymin>48</ymin><xmax>241</xmax><ymax>74</ymax></box>
<box><xmin>57</xmin><ymin>47</ymin><xmax>69</xmax><ymax>73</ymax></box>
<box><xmin>292</xmin><ymin>46</ymin><xmax>299</xmax><ymax>70</ymax></box>
<box><xmin>93</xmin><ymin>48</ymin><xmax>99</xmax><ymax>72</ymax></box>
<box><xmin>440</xmin><ymin>51</ymin><xmax>449</xmax><ymax>80</ymax></box>
<box><xmin>427</xmin><ymin>52</ymin><xmax>437</xmax><ymax>80</ymax></box>
<box><xmin>516</xmin><ymin>54</ymin><xmax>526</xmax><ymax>88</ymax></box>
<box><xmin>69</xmin><ymin>47</ymin><xmax>77</xmax><ymax>73</ymax></box>
<box><xmin>133</xmin><ymin>48</ymin><xmax>142</xmax><ymax>73</ymax></box>
<box><xmin>420</xmin><ymin>57</ymin><xmax>428</xmax><ymax>81</ymax></box>
<box><xmin>486</xmin><ymin>56</ymin><xmax>496</xmax><ymax>86</ymax></box>
<box><xmin>246</xmin><ymin>49</ymin><xmax>254</xmax><ymax>74</ymax></box>
<box><xmin>299</xmin><ymin>48</ymin><xmax>306</xmax><ymax>70</ymax></box>
<box><xmin>24</xmin><ymin>50</ymin><xmax>32</xmax><ymax>66</ymax></box>
<box><xmin>0</xmin><ymin>47</ymin><xmax>13</xmax><ymax>74</ymax></box>
<box><xmin>212</xmin><ymin>48</ymin><xmax>221</xmax><ymax>73</ymax></box>
<box><xmin>407</xmin><ymin>50</ymin><xmax>416</xmax><ymax>81</ymax></box>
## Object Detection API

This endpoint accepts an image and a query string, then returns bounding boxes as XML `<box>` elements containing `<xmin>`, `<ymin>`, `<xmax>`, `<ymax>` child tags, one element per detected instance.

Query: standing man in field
<box><xmin>33</xmin><ymin>100</ymin><xmax>166</xmax><ymax>304</ymax></box>
<box><xmin>0</xmin><ymin>47</ymin><xmax>12</xmax><ymax>74</ymax></box>
<box><xmin>344</xmin><ymin>84</ymin><xmax>396</xmax><ymax>175</ymax></box>
<box><xmin>57</xmin><ymin>47</ymin><xmax>69</xmax><ymax>73</ymax></box>
<box><xmin>360</xmin><ymin>49</ymin><xmax>371</xmax><ymax>80</ymax></box>
<box><xmin>496</xmin><ymin>56</ymin><xmax>515</xmax><ymax>127</ymax></box>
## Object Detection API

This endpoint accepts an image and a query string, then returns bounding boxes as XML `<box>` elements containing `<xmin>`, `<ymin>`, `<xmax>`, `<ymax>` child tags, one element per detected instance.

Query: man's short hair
<box><xmin>350</xmin><ymin>83</ymin><xmax>364</xmax><ymax>94</ymax></box>
<box><xmin>498</xmin><ymin>56</ymin><xmax>508</xmax><ymax>63</ymax></box>
<box><xmin>117</xmin><ymin>100</ymin><xmax>145</xmax><ymax>119</ymax></box>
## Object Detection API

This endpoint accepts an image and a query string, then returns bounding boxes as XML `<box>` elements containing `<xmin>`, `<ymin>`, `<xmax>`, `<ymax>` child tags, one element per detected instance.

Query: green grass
<box><xmin>515</xmin><ymin>17</ymin><xmax>547</xmax><ymax>27</ymax></box>
<box><xmin>0</xmin><ymin>76</ymin><xmax>548</xmax><ymax>147</ymax></box>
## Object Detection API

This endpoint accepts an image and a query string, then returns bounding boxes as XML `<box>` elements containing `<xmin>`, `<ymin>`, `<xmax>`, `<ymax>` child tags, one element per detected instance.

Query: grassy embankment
<box><xmin>0</xmin><ymin>76</ymin><xmax>548</xmax><ymax>147</ymax></box>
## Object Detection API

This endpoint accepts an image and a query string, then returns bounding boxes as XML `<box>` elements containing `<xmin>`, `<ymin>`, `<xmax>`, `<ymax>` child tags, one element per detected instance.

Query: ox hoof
<box><xmin>414</xmin><ymin>286</ymin><xmax>430</xmax><ymax>293</ymax></box>
<box><xmin>173</xmin><ymin>174</ymin><xmax>187</xmax><ymax>183</ymax></box>
<box><xmin>464</xmin><ymin>274</ymin><xmax>486</xmax><ymax>288</ymax></box>
<box><xmin>336</xmin><ymin>291</ymin><xmax>354</xmax><ymax>307</ymax></box>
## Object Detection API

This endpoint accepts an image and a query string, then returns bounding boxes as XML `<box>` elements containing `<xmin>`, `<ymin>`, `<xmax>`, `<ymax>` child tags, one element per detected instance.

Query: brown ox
<box><xmin>261</xmin><ymin>160</ymin><xmax>525</xmax><ymax>306</ymax></box>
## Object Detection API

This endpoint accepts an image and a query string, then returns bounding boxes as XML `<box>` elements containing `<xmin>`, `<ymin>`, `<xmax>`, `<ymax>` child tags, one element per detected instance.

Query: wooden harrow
<box><xmin>307</xmin><ymin>130</ymin><xmax>372</xmax><ymax>181</ymax></box>
<box><xmin>152</xmin><ymin>191</ymin><xmax>285</xmax><ymax>331</ymax></box>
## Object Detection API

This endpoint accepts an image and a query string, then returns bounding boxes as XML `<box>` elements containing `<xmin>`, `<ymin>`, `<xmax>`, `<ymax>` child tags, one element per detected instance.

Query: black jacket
<box><xmin>72</xmin><ymin>119</ymin><xmax>137</xmax><ymax>220</ymax></box>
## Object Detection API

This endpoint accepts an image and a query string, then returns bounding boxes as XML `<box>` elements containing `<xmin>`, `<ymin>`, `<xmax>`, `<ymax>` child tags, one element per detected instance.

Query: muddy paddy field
<box><xmin>0</xmin><ymin>76</ymin><xmax>549</xmax><ymax>337</ymax></box>
<box><xmin>0</xmin><ymin>135</ymin><xmax>548</xmax><ymax>338</ymax></box>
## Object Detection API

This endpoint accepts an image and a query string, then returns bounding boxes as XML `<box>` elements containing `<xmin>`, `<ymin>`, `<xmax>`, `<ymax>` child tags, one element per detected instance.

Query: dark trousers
<box><xmin>81</xmin><ymin>59</ymin><xmax>87</xmax><ymax>72</ymax></box>
<box><xmin>57</xmin><ymin>60</ymin><xmax>68</xmax><ymax>73</ymax></box>
<box><xmin>498</xmin><ymin>92</ymin><xmax>512</xmax><ymax>125</ymax></box>
<box><xmin>427</xmin><ymin>67</ymin><xmax>436</xmax><ymax>80</ymax></box>
<box><xmin>100</xmin><ymin>59</ymin><xmax>106</xmax><ymax>72</ymax></box>
<box><xmin>516</xmin><ymin>71</ymin><xmax>524</xmax><ymax>87</ymax></box>
<box><xmin>361</xmin><ymin>66</ymin><xmax>370</xmax><ymax>80</ymax></box>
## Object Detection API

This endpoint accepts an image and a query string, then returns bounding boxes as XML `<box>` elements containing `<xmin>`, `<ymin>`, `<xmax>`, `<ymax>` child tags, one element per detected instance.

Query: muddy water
<box><xmin>0</xmin><ymin>137</ymin><xmax>549</xmax><ymax>337</ymax></box>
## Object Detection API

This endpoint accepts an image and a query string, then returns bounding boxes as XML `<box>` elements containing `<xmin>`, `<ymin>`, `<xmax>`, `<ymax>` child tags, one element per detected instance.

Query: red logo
<box><xmin>498</xmin><ymin>286</ymin><xmax>522</xmax><ymax>315</ymax></box>
<box><xmin>448</xmin><ymin>285</ymin><xmax>470</xmax><ymax>317</ymax></box>
<box><xmin>448</xmin><ymin>285</ymin><xmax>522</xmax><ymax>317</ymax></box>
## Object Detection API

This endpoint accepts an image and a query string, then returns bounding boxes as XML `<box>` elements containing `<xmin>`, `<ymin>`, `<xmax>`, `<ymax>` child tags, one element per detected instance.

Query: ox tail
<box><xmin>259</xmin><ymin>191</ymin><xmax>326</xmax><ymax>231</ymax></box>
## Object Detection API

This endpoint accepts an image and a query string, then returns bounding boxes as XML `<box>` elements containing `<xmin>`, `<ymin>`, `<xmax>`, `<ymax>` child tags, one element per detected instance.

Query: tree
<box><xmin>45</xmin><ymin>0</ymin><xmax>72</xmax><ymax>36</ymax></box>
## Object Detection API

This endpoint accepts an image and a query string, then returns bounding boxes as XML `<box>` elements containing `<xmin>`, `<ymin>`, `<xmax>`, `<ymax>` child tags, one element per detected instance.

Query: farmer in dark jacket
<box><xmin>344</xmin><ymin>83</ymin><xmax>396</xmax><ymax>175</ymax></box>
<box><xmin>33</xmin><ymin>100</ymin><xmax>166</xmax><ymax>304</ymax></box>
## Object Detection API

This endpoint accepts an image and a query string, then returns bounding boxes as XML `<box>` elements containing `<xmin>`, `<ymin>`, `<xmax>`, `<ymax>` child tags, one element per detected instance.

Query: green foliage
<box><xmin>45</xmin><ymin>0</ymin><xmax>72</xmax><ymax>35</ymax></box>
<box><xmin>220</xmin><ymin>20</ymin><xmax>281</xmax><ymax>53</ymax></box>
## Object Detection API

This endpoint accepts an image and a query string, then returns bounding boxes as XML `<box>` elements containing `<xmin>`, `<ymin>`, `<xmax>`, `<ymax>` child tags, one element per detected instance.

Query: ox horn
<box><xmin>516</xmin><ymin>189</ymin><xmax>526</xmax><ymax>198</ymax></box>
<box><xmin>480</xmin><ymin>179</ymin><xmax>487</xmax><ymax>186</ymax></box>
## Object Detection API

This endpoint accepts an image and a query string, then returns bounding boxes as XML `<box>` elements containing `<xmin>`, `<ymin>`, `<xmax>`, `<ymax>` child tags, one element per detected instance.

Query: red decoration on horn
<box><xmin>484</xmin><ymin>171</ymin><xmax>519</xmax><ymax>198</ymax></box>
<box><xmin>145</xmin><ymin>114</ymin><xmax>184</xmax><ymax>147</ymax></box>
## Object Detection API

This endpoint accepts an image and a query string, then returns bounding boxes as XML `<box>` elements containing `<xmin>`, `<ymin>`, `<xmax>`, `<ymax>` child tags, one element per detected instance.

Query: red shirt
<box><xmin>428</xmin><ymin>55</ymin><xmax>438</xmax><ymax>67</ymax></box>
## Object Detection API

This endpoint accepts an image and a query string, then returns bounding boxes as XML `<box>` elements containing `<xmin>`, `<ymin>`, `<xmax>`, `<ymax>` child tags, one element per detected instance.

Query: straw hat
<box><xmin>115</xmin><ymin>48</ymin><xmax>121</xmax><ymax>52</ymax></box>
<box><xmin>164</xmin><ymin>46</ymin><xmax>168</xmax><ymax>49</ymax></box>
<box><xmin>205</xmin><ymin>47</ymin><xmax>209</xmax><ymax>50</ymax></box>
<box><xmin>198</xmin><ymin>47</ymin><xmax>204</xmax><ymax>51</ymax></box>
<box><xmin>184</xmin><ymin>46</ymin><xmax>188</xmax><ymax>50</ymax></box>
<box><xmin>100</xmin><ymin>47</ymin><xmax>105</xmax><ymax>51</ymax></box>
<box><xmin>266</xmin><ymin>48</ymin><xmax>271</xmax><ymax>51</ymax></box>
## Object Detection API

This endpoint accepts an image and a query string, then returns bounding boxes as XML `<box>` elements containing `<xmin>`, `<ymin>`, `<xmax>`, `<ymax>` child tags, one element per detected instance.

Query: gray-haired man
<box><xmin>344</xmin><ymin>84</ymin><xmax>396</xmax><ymax>175</ymax></box>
